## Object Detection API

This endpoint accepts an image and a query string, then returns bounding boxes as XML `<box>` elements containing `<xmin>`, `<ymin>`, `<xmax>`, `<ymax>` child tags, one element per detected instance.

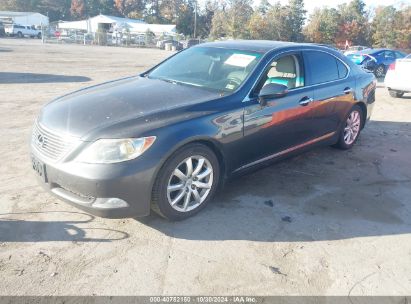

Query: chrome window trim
<box><xmin>242</xmin><ymin>48</ymin><xmax>351</xmax><ymax>102</ymax></box>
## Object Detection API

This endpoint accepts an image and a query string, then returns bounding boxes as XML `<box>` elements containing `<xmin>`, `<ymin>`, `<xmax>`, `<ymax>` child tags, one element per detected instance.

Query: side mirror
<box><xmin>258</xmin><ymin>83</ymin><xmax>288</xmax><ymax>106</ymax></box>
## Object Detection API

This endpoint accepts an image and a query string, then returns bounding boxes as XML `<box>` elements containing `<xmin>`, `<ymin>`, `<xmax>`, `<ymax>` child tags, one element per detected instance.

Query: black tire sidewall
<box><xmin>375</xmin><ymin>65</ymin><xmax>386</xmax><ymax>78</ymax></box>
<box><xmin>389</xmin><ymin>90</ymin><xmax>404</xmax><ymax>98</ymax></box>
<box><xmin>153</xmin><ymin>144</ymin><xmax>220</xmax><ymax>221</ymax></box>
<box><xmin>336</xmin><ymin>105</ymin><xmax>363</xmax><ymax>150</ymax></box>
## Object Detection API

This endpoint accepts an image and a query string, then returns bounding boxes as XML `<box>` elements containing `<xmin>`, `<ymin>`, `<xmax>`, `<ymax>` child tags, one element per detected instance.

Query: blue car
<box><xmin>347</xmin><ymin>48</ymin><xmax>407</xmax><ymax>78</ymax></box>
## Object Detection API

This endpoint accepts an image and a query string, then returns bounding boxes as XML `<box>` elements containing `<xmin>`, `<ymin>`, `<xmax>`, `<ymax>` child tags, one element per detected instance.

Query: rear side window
<box><xmin>395</xmin><ymin>51</ymin><xmax>406</xmax><ymax>59</ymax></box>
<box><xmin>336</xmin><ymin>60</ymin><xmax>348</xmax><ymax>78</ymax></box>
<box><xmin>305</xmin><ymin>51</ymin><xmax>347</xmax><ymax>85</ymax></box>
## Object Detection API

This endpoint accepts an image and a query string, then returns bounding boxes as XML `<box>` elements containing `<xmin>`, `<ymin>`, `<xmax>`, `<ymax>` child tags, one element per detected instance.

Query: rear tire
<box><xmin>333</xmin><ymin>105</ymin><xmax>363</xmax><ymax>150</ymax></box>
<box><xmin>151</xmin><ymin>143</ymin><xmax>220</xmax><ymax>221</ymax></box>
<box><xmin>389</xmin><ymin>90</ymin><xmax>404</xmax><ymax>98</ymax></box>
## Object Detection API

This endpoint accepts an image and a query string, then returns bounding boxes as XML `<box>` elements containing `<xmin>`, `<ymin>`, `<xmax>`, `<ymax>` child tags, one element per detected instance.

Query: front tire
<box><xmin>334</xmin><ymin>105</ymin><xmax>363</xmax><ymax>150</ymax></box>
<box><xmin>389</xmin><ymin>90</ymin><xmax>404</xmax><ymax>98</ymax></box>
<box><xmin>151</xmin><ymin>143</ymin><xmax>220</xmax><ymax>221</ymax></box>
<box><xmin>374</xmin><ymin>65</ymin><xmax>386</xmax><ymax>78</ymax></box>
<box><xmin>17</xmin><ymin>32</ymin><xmax>23</xmax><ymax>38</ymax></box>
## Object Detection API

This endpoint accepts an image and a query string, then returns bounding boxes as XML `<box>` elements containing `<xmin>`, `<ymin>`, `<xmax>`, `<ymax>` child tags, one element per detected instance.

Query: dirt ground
<box><xmin>0</xmin><ymin>39</ymin><xmax>410</xmax><ymax>296</ymax></box>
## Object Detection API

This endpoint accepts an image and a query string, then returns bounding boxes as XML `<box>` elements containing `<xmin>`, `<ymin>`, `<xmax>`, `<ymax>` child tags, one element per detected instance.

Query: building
<box><xmin>58</xmin><ymin>14</ymin><xmax>145</xmax><ymax>33</ymax></box>
<box><xmin>0</xmin><ymin>11</ymin><xmax>49</xmax><ymax>27</ymax></box>
<box><xmin>58</xmin><ymin>14</ymin><xmax>176</xmax><ymax>37</ymax></box>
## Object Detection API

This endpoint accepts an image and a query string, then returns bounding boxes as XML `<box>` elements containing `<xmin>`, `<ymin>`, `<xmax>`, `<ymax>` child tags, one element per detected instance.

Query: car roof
<box><xmin>354</xmin><ymin>48</ymin><xmax>391</xmax><ymax>55</ymax></box>
<box><xmin>196</xmin><ymin>40</ymin><xmax>339</xmax><ymax>54</ymax></box>
<box><xmin>197</xmin><ymin>40</ymin><xmax>297</xmax><ymax>53</ymax></box>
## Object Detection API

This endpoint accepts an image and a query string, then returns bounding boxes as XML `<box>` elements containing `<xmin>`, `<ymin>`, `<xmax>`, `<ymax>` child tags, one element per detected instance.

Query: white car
<box><xmin>385</xmin><ymin>54</ymin><xmax>411</xmax><ymax>98</ymax></box>
<box><xmin>4</xmin><ymin>24</ymin><xmax>41</xmax><ymax>38</ymax></box>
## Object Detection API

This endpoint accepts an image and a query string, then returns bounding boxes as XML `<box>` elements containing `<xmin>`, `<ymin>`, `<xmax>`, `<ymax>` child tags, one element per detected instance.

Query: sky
<box><xmin>266</xmin><ymin>0</ymin><xmax>411</xmax><ymax>16</ymax></box>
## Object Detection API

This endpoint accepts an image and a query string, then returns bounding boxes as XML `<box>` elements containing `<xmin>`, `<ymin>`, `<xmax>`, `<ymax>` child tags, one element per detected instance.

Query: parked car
<box><xmin>347</xmin><ymin>48</ymin><xmax>407</xmax><ymax>78</ymax></box>
<box><xmin>31</xmin><ymin>41</ymin><xmax>376</xmax><ymax>220</ymax></box>
<box><xmin>0</xmin><ymin>22</ymin><xmax>5</xmax><ymax>37</ymax></box>
<box><xmin>344</xmin><ymin>45</ymin><xmax>369</xmax><ymax>56</ymax></box>
<box><xmin>156</xmin><ymin>39</ymin><xmax>183</xmax><ymax>50</ymax></box>
<box><xmin>385</xmin><ymin>54</ymin><xmax>411</xmax><ymax>98</ymax></box>
<box><xmin>4</xmin><ymin>24</ymin><xmax>41</xmax><ymax>38</ymax></box>
<box><xmin>182</xmin><ymin>39</ymin><xmax>201</xmax><ymax>49</ymax></box>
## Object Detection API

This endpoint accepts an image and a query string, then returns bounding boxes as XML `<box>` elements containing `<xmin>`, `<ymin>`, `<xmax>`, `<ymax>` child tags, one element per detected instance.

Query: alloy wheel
<box><xmin>344</xmin><ymin>110</ymin><xmax>361</xmax><ymax>145</ymax></box>
<box><xmin>167</xmin><ymin>155</ymin><xmax>214</xmax><ymax>212</ymax></box>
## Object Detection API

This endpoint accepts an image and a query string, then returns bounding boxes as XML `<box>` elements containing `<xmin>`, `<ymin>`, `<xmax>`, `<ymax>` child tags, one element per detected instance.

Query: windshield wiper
<box><xmin>156</xmin><ymin>77</ymin><xmax>179</xmax><ymax>85</ymax></box>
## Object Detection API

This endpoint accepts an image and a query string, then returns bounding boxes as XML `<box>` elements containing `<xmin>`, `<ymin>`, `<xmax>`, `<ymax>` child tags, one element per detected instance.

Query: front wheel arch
<box><xmin>149</xmin><ymin>137</ymin><xmax>227</xmax><ymax>204</ymax></box>
<box><xmin>150</xmin><ymin>142</ymin><xmax>222</xmax><ymax>220</ymax></box>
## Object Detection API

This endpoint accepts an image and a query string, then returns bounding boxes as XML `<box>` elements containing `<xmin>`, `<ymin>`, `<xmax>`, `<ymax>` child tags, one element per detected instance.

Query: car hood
<box><xmin>38</xmin><ymin>76</ymin><xmax>221</xmax><ymax>139</ymax></box>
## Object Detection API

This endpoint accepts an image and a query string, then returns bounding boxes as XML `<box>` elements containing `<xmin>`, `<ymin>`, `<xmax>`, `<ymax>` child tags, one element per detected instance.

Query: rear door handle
<box><xmin>344</xmin><ymin>87</ymin><xmax>353</xmax><ymax>94</ymax></box>
<box><xmin>299</xmin><ymin>97</ymin><xmax>313</xmax><ymax>106</ymax></box>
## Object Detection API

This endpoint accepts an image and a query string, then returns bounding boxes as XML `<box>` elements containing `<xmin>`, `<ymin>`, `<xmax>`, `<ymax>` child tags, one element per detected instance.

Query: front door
<box><xmin>239</xmin><ymin>52</ymin><xmax>316</xmax><ymax>169</ymax></box>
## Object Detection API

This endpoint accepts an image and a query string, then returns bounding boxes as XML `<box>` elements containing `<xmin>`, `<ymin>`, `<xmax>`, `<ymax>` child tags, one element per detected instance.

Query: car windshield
<box><xmin>148</xmin><ymin>47</ymin><xmax>262</xmax><ymax>93</ymax></box>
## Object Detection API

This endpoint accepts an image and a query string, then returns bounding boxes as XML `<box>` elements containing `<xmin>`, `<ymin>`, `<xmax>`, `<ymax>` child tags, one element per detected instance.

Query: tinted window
<box><xmin>395</xmin><ymin>51</ymin><xmax>406</xmax><ymax>59</ymax></box>
<box><xmin>261</xmin><ymin>54</ymin><xmax>305</xmax><ymax>90</ymax></box>
<box><xmin>384</xmin><ymin>51</ymin><xmax>395</xmax><ymax>60</ymax></box>
<box><xmin>305</xmin><ymin>51</ymin><xmax>339</xmax><ymax>85</ymax></box>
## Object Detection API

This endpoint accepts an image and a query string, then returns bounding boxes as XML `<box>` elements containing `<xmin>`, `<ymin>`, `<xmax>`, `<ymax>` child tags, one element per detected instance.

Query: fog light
<box><xmin>92</xmin><ymin>198</ymin><xmax>128</xmax><ymax>209</ymax></box>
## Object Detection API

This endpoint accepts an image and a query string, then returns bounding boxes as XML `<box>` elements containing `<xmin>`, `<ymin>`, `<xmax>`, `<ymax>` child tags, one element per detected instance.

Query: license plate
<box><xmin>31</xmin><ymin>154</ymin><xmax>47</xmax><ymax>183</ymax></box>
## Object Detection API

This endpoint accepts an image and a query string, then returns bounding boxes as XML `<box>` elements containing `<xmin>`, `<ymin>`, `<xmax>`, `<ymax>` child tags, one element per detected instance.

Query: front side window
<box><xmin>305</xmin><ymin>51</ymin><xmax>341</xmax><ymax>85</ymax></box>
<box><xmin>148</xmin><ymin>47</ymin><xmax>262</xmax><ymax>93</ymax></box>
<box><xmin>384</xmin><ymin>51</ymin><xmax>395</xmax><ymax>60</ymax></box>
<box><xmin>260</xmin><ymin>54</ymin><xmax>305</xmax><ymax>90</ymax></box>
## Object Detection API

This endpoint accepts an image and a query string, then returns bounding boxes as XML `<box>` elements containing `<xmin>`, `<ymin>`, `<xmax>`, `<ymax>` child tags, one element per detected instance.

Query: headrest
<box><xmin>276</xmin><ymin>56</ymin><xmax>296</xmax><ymax>74</ymax></box>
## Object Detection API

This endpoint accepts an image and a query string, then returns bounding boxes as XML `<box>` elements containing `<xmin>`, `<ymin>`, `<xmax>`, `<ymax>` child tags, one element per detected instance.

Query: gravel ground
<box><xmin>0</xmin><ymin>39</ymin><xmax>410</xmax><ymax>296</ymax></box>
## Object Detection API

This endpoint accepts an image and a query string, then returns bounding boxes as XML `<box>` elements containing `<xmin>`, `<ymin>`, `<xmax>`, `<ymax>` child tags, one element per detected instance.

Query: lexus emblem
<box><xmin>36</xmin><ymin>134</ymin><xmax>45</xmax><ymax>148</ymax></box>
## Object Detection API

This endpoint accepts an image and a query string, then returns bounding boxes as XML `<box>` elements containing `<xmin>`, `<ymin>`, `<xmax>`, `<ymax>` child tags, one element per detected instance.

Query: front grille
<box><xmin>31</xmin><ymin>122</ymin><xmax>77</xmax><ymax>161</ymax></box>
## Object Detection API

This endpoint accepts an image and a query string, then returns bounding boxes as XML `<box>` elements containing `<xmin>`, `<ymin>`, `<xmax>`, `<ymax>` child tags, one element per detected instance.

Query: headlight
<box><xmin>76</xmin><ymin>137</ymin><xmax>156</xmax><ymax>164</ymax></box>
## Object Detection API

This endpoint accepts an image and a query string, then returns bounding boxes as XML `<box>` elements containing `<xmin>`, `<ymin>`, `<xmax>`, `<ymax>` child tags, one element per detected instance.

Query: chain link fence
<box><xmin>40</xmin><ymin>24</ymin><xmax>161</xmax><ymax>49</ymax></box>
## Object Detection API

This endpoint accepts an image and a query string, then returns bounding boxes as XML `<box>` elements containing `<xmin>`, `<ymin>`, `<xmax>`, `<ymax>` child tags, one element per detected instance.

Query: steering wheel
<box><xmin>226</xmin><ymin>77</ymin><xmax>242</xmax><ymax>87</ymax></box>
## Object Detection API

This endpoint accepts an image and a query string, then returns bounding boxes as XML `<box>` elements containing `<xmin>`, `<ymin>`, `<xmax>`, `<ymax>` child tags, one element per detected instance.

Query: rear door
<box><xmin>303</xmin><ymin>50</ymin><xmax>356</xmax><ymax>138</ymax></box>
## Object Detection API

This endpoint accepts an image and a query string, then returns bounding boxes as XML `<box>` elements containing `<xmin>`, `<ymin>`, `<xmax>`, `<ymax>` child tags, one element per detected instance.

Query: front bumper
<box><xmin>31</xmin><ymin>149</ymin><xmax>157</xmax><ymax>218</ymax></box>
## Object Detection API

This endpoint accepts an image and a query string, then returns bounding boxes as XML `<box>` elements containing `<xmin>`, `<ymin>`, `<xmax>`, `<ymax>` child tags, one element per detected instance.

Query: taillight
<box><xmin>389</xmin><ymin>63</ymin><xmax>396</xmax><ymax>70</ymax></box>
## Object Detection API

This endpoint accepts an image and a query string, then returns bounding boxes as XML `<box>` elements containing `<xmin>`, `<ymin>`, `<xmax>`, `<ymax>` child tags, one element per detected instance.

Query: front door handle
<box><xmin>344</xmin><ymin>87</ymin><xmax>353</xmax><ymax>94</ymax></box>
<box><xmin>299</xmin><ymin>96</ymin><xmax>313</xmax><ymax>106</ymax></box>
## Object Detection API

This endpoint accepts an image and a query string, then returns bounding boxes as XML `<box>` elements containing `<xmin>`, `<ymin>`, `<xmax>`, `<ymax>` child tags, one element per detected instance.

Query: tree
<box><xmin>371</xmin><ymin>5</ymin><xmax>411</xmax><ymax>49</ymax></box>
<box><xmin>210</xmin><ymin>0</ymin><xmax>252</xmax><ymax>39</ymax></box>
<box><xmin>257</xmin><ymin>0</ymin><xmax>270</xmax><ymax>15</ymax></box>
<box><xmin>71</xmin><ymin>0</ymin><xmax>86</xmax><ymax>19</ymax></box>
<box><xmin>114</xmin><ymin>0</ymin><xmax>145</xmax><ymax>18</ymax></box>
<box><xmin>175</xmin><ymin>0</ymin><xmax>195</xmax><ymax>36</ymax></box>
<box><xmin>304</xmin><ymin>7</ymin><xmax>340</xmax><ymax>44</ymax></box>
<box><xmin>336</xmin><ymin>0</ymin><xmax>370</xmax><ymax>46</ymax></box>
<box><xmin>84</xmin><ymin>0</ymin><xmax>117</xmax><ymax>16</ymax></box>
<box><xmin>285</xmin><ymin>0</ymin><xmax>306</xmax><ymax>42</ymax></box>
<box><xmin>396</xmin><ymin>6</ymin><xmax>411</xmax><ymax>51</ymax></box>
<box><xmin>210</xmin><ymin>9</ymin><xmax>226</xmax><ymax>38</ymax></box>
<box><xmin>0</xmin><ymin>0</ymin><xmax>36</xmax><ymax>11</ymax></box>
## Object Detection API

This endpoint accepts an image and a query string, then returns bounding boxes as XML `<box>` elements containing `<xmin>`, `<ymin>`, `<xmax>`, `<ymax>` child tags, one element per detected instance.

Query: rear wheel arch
<box><xmin>355</xmin><ymin>101</ymin><xmax>367</xmax><ymax>129</ymax></box>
